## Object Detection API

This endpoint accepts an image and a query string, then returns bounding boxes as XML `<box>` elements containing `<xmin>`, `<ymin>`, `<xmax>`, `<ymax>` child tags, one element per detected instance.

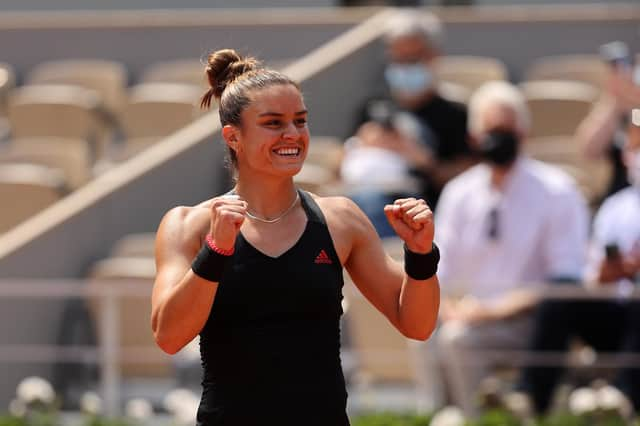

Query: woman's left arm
<box><xmin>343</xmin><ymin>197</ymin><xmax>440</xmax><ymax>341</ymax></box>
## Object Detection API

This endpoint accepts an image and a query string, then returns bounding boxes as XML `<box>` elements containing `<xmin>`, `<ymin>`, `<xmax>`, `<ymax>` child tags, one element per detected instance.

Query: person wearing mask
<box><xmin>151</xmin><ymin>49</ymin><xmax>441</xmax><ymax>425</ymax></box>
<box><xmin>341</xmin><ymin>102</ymin><xmax>433</xmax><ymax>237</ymax></box>
<box><xmin>422</xmin><ymin>81</ymin><xmax>589</xmax><ymax>415</ymax></box>
<box><xmin>346</xmin><ymin>10</ymin><xmax>472</xmax><ymax>225</ymax></box>
<box><xmin>518</xmin><ymin>109</ymin><xmax>640</xmax><ymax>413</ymax></box>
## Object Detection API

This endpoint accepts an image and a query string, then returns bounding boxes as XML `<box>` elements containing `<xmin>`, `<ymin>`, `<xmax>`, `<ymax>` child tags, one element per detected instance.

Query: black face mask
<box><xmin>478</xmin><ymin>129</ymin><xmax>519</xmax><ymax>166</ymax></box>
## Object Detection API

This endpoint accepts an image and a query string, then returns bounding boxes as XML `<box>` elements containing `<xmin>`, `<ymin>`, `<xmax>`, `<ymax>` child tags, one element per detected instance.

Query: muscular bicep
<box><xmin>152</xmin><ymin>208</ymin><xmax>200</xmax><ymax>322</ymax></box>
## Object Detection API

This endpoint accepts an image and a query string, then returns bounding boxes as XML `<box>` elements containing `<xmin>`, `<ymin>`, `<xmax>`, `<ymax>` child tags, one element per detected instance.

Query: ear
<box><xmin>222</xmin><ymin>125</ymin><xmax>241</xmax><ymax>152</ymax></box>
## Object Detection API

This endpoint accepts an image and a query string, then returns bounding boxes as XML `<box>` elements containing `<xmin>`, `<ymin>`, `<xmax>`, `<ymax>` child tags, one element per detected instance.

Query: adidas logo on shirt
<box><xmin>314</xmin><ymin>249</ymin><xmax>333</xmax><ymax>264</ymax></box>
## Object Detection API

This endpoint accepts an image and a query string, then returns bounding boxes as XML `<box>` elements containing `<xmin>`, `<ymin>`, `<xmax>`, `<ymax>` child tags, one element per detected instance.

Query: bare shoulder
<box><xmin>311</xmin><ymin>193</ymin><xmax>374</xmax><ymax>257</ymax></box>
<box><xmin>313</xmin><ymin>194</ymin><xmax>368</xmax><ymax>229</ymax></box>
<box><xmin>155</xmin><ymin>202</ymin><xmax>211</xmax><ymax>260</ymax></box>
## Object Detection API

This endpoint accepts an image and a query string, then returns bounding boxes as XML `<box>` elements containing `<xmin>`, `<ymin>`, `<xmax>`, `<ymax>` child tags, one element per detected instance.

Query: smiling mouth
<box><xmin>273</xmin><ymin>147</ymin><xmax>301</xmax><ymax>157</ymax></box>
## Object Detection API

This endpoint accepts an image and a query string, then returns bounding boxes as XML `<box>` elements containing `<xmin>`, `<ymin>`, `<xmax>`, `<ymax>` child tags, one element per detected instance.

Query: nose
<box><xmin>282</xmin><ymin>121</ymin><xmax>299</xmax><ymax>141</ymax></box>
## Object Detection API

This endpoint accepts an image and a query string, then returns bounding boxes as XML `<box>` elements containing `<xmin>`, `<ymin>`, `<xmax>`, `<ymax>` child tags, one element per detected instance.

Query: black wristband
<box><xmin>191</xmin><ymin>243</ymin><xmax>232</xmax><ymax>283</ymax></box>
<box><xmin>404</xmin><ymin>242</ymin><xmax>440</xmax><ymax>281</ymax></box>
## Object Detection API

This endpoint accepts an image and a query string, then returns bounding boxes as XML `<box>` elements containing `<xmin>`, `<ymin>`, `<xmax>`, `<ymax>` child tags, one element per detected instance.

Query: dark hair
<box><xmin>200</xmin><ymin>49</ymin><xmax>300</xmax><ymax>169</ymax></box>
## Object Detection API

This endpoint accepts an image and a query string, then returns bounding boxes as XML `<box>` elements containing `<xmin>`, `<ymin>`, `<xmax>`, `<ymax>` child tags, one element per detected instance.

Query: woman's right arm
<box><xmin>576</xmin><ymin>69</ymin><xmax>640</xmax><ymax>159</ymax></box>
<box><xmin>575</xmin><ymin>96</ymin><xmax>622</xmax><ymax>160</ymax></box>
<box><xmin>151</xmin><ymin>207</ymin><xmax>218</xmax><ymax>354</ymax></box>
<box><xmin>152</xmin><ymin>196</ymin><xmax>246</xmax><ymax>354</ymax></box>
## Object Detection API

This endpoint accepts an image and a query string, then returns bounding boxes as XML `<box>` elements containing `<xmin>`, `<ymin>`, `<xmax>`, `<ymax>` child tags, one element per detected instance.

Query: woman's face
<box><xmin>385</xmin><ymin>35</ymin><xmax>437</xmax><ymax>107</ymax></box>
<box><xmin>228</xmin><ymin>84</ymin><xmax>309</xmax><ymax>178</ymax></box>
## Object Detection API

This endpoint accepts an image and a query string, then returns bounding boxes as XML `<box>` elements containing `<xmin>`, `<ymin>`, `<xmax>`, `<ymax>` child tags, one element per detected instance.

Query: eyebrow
<box><xmin>258</xmin><ymin>110</ymin><xmax>308</xmax><ymax>117</ymax></box>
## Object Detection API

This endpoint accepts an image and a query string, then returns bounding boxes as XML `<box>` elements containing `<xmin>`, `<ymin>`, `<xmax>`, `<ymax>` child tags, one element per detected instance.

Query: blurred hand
<box><xmin>622</xmin><ymin>251</ymin><xmax>640</xmax><ymax>278</ymax></box>
<box><xmin>607</xmin><ymin>67</ymin><xmax>640</xmax><ymax>113</ymax></box>
<box><xmin>395</xmin><ymin>132</ymin><xmax>436</xmax><ymax>170</ymax></box>
<box><xmin>209</xmin><ymin>195</ymin><xmax>247</xmax><ymax>251</ymax></box>
<box><xmin>355</xmin><ymin>121</ymin><xmax>401</xmax><ymax>151</ymax></box>
<box><xmin>598</xmin><ymin>245</ymin><xmax>640</xmax><ymax>284</ymax></box>
<box><xmin>383</xmin><ymin>197</ymin><xmax>434</xmax><ymax>254</ymax></box>
<box><xmin>441</xmin><ymin>296</ymin><xmax>498</xmax><ymax>325</ymax></box>
<box><xmin>355</xmin><ymin>121</ymin><xmax>435</xmax><ymax>170</ymax></box>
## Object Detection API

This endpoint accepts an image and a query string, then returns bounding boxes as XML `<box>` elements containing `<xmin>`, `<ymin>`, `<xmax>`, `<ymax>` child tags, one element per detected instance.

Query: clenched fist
<box><xmin>383</xmin><ymin>198</ymin><xmax>434</xmax><ymax>254</ymax></box>
<box><xmin>209</xmin><ymin>195</ymin><xmax>247</xmax><ymax>251</ymax></box>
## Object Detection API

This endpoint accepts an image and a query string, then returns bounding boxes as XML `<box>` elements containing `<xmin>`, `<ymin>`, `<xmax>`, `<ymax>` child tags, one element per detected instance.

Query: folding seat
<box><xmin>109</xmin><ymin>232</ymin><xmax>156</xmax><ymax>258</ymax></box>
<box><xmin>86</xmin><ymin>256</ymin><xmax>171</xmax><ymax>378</ymax></box>
<box><xmin>0</xmin><ymin>137</ymin><xmax>93</xmax><ymax>190</ymax></box>
<box><xmin>27</xmin><ymin>59</ymin><xmax>128</xmax><ymax>119</ymax></box>
<box><xmin>119</xmin><ymin>82</ymin><xmax>202</xmax><ymax>141</ymax></box>
<box><xmin>519</xmin><ymin>80</ymin><xmax>599</xmax><ymax>138</ymax></box>
<box><xmin>435</xmin><ymin>55</ymin><xmax>508</xmax><ymax>93</ymax></box>
<box><xmin>524</xmin><ymin>55</ymin><xmax>607</xmax><ymax>90</ymax></box>
<box><xmin>141</xmin><ymin>59</ymin><xmax>205</xmax><ymax>87</ymax></box>
<box><xmin>525</xmin><ymin>136</ymin><xmax>611</xmax><ymax>205</ymax></box>
<box><xmin>7</xmin><ymin>84</ymin><xmax>107</xmax><ymax>160</ymax></box>
<box><xmin>0</xmin><ymin>163</ymin><xmax>66</xmax><ymax>233</ymax></box>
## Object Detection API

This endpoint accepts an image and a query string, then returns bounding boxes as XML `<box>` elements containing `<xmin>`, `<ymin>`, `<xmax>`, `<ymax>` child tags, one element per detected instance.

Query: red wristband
<box><xmin>206</xmin><ymin>234</ymin><xmax>234</xmax><ymax>256</ymax></box>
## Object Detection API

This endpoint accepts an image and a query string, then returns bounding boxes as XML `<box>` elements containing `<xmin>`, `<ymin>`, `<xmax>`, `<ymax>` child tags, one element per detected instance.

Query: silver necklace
<box><xmin>244</xmin><ymin>191</ymin><xmax>300</xmax><ymax>224</ymax></box>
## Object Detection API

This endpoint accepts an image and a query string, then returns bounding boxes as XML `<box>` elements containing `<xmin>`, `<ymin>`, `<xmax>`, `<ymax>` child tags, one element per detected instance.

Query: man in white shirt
<box><xmin>518</xmin><ymin>109</ymin><xmax>640</xmax><ymax>413</ymax></box>
<box><xmin>427</xmin><ymin>81</ymin><xmax>589</xmax><ymax>414</ymax></box>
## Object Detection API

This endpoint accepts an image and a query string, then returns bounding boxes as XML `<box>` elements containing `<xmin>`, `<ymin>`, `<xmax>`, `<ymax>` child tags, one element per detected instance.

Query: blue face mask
<box><xmin>384</xmin><ymin>63</ymin><xmax>433</xmax><ymax>97</ymax></box>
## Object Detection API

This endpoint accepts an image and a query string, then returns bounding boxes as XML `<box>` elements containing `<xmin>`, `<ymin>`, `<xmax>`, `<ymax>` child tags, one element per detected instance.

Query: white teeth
<box><xmin>275</xmin><ymin>147</ymin><xmax>300</xmax><ymax>156</ymax></box>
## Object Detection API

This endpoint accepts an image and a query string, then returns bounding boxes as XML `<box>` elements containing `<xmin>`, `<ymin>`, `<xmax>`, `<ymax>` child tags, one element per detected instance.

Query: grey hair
<box><xmin>383</xmin><ymin>9</ymin><xmax>443</xmax><ymax>50</ymax></box>
<box><xmin>468</xmin><ymin>81</ymin><xmax>531</xmax><ymax>136</ymax></box>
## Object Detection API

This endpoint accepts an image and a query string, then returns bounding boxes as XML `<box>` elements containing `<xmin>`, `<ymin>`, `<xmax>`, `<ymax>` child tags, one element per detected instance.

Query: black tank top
<box><xmin>196</xmin><ymin>190</ymin><xmax>350</xmax><ymax>426</ymax></box>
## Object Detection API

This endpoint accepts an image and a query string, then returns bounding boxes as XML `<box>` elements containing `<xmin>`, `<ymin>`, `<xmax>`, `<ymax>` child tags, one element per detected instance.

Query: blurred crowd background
<box><xmin>0</xmin><ymin>0</ymin><xmax>639</xmax><ymax>424</ymax></box>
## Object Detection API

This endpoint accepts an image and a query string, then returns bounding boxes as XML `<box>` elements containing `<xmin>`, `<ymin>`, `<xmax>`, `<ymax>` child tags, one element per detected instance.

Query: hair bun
<box><xmin>201</xmin><ymin>49</ymin><xmax>259</xmax><ymax>109</ymax></box>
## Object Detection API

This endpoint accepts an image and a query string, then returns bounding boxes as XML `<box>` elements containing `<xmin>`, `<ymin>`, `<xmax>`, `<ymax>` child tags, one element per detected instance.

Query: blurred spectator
<box><xmin>519</xmin><ymin>110</ymin><xmax>640</xmax><ymax>413</ymax></box>
<box><xmin>575</xmin><ymin>41</ymin><xmax>640</xmax><ymax>199</ymax></box>
<box><xmin>341</xmin><ymin>103</ymin><xmax>430</xmax><ymax>237</ymax></box>
<box><xmin>344</xmin><ymin>10</ymin><xmax>473</xmax><ymax>235</ymax></box>
<box><xmin>429</xmin><ymin>81</ymin><xmax>589</xmax><ymax>414</ymax></box>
